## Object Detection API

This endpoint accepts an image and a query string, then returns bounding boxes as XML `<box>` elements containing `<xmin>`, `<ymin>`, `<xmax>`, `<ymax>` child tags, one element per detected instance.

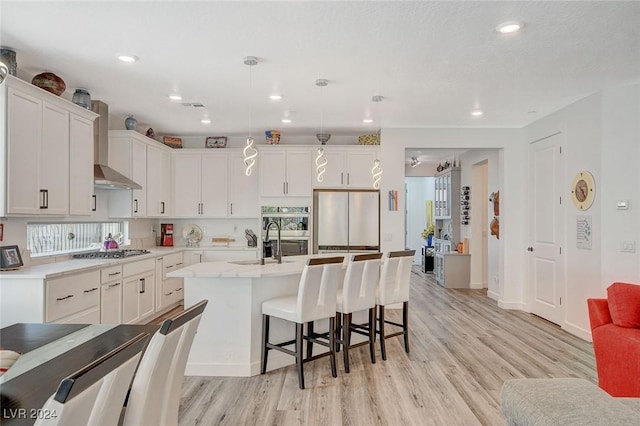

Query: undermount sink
<box><xmin>228</xmin><ymin>258</ymin><xmax>293</xmax><ymax>265</ymax></box>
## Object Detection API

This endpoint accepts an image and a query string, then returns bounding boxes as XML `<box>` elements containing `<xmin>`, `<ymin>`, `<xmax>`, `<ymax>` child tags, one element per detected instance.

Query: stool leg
<box><xmin>343</xmin><ymin>313</ymin><xmax>351</xmax><ymax>373</ymax></box>
<box><xmin>379</xmin><ymin>305</ymin><xmax>387</xmax><ymax>361</ymax></box>
<box><xmin>335</xmin><ymin>313</ymin><xmax>342</xmax><ymax>353</ymax></box>
<box><xmin>329</xmin><ymin>317</ymin><xmax>337</xmax><ymax>378</ymax></box>
<box><xmin>261</xmin><ymin>314</ymin><xmax>270</xmax><ymax>374</ymax></box>
<box><xmin>403</xmin><ymin>301</ymin><xmax>410</xmax><ymax>354</ymax></box>
<box><xmin>306</xmin><ymin>321</ymin><xmax>314</xmax><ymax>358</ymax></box>
<box><xmin>296</xmin><ymin>323</ymin><xmax>305</xmax><ymax>389</ymax></box>
<box><xmin>368</xmin><ymin>307</ymin><xmax>376</xmax><ymax>364</ymax></box>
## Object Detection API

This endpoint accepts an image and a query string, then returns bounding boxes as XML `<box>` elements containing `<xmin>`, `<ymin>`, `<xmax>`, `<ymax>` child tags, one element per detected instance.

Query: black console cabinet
<box><xmin>422</xmin><ymin>246</ymin><xmax>434</xmax><ymax>273</ymax></box>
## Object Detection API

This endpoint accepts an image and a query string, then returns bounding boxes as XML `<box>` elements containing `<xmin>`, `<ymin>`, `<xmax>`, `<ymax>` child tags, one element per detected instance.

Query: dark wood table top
<box><xmin>0</xmin><ymin>323</ymin><xmax>159</xmax><ymax>426</ymax></box>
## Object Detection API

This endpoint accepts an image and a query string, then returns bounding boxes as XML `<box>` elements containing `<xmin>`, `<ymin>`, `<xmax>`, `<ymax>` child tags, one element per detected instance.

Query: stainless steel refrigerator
<box><xmin>313</xmin><ymin>190</ymin><xmax>380</xmax><ymax>253</ymax></box>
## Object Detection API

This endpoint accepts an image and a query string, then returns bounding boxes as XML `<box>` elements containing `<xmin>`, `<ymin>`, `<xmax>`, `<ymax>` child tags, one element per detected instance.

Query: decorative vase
<box><xmin>0</xmin><ymin>48</ymin><xmax>17</xmax><ymax>76</ymax></box>
<box><xmin>71</xmin><ymin>89</ymin><xmax>91</xmax><ymax>109</ymax></box>
<box><xmin>32</xmin><ymin>72</ymin><xmax>66</xmax><ymax>96</ymax></box>
<box><xmin>125</xmin><ymin>116</ymin><xmax>137</xmax><ymax>130</ymax></box>
<box><xmin>427</xmin><ymin>235</ymin><xmax>433</xmax><ymax>246</ymax></box>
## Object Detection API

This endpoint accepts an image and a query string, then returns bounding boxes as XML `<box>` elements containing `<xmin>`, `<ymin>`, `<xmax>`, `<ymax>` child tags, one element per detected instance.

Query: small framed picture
<box><xmin>205</xmin><ymin>136</ymin><xmax>227</xmax><ymax>148</ymax></box>
<box><xmin>0</xmin><ymin>245</ymin><xmax>23</xmax><ymax>270</ymax></box>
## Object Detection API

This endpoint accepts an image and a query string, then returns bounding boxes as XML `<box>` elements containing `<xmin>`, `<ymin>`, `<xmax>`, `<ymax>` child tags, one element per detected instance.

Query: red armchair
<box><xmin>587</xmin><ymin>282</ymin><xmax>640</xmax><ymax>397</ymax></box>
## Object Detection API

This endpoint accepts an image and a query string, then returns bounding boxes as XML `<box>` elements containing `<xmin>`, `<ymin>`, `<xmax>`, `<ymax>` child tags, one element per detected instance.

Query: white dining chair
<box><xmin>377</xmin><ymin>250</ymin><xmax>415</xmax><ymax>360</ymax></box>
<box><xmin>122</xmin><ymin>299</ymin><xmax>208</xmax><ymax>426</ymax></box>
<box><xmin>336</xmin><ymin>252</ymin><xmax>383</xmax><ymax>373</ymax></box>
<box><xmin>261</xmin><ymin>257</ymin><xmax>344</xmax><ymax>389</ymax></box>
<box><xmin>34</xmin><ymin>332</ymin><xmax>149</xmax><ymax>426</ymax></box>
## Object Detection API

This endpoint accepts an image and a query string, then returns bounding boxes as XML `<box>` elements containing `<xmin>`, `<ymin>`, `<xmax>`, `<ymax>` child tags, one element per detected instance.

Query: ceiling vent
<box><xmin>181</xmin><ymin>102</ymin><xmax>205</xmax><ymax>108</ymax></box>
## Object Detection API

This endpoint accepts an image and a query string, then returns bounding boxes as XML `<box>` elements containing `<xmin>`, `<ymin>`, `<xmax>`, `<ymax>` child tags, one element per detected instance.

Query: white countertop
<box><xmin>0</xmin><ymin>245</ymin><xmax>258</xmax><ymax>280</ymax></box>
<box><xmin>168</xmin><ymin>257</ymin><xmax>308</xmax><ymax>279</ymax></box>
<box><xmin>168</xmin><ymin>253</ymin><xmax>349</xmax><ymax>279</ymax></box>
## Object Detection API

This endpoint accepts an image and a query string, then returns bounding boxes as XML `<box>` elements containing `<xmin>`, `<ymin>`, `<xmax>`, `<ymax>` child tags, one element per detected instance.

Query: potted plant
<box><xmin>421</xmin><ymin>225</ymin><xmax>434</xmax><ymax>246</ymax></box>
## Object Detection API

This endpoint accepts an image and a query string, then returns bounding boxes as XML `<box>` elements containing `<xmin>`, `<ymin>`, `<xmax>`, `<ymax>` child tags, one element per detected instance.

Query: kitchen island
<box><xmin>168</xmin><ymin>255</ymin><xmax>362</xmax><ymax>377</ymax></box>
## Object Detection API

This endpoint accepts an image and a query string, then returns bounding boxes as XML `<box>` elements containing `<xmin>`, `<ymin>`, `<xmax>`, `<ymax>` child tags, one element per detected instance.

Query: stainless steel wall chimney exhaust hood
<box><xmin>91</xmin><ymin>100</ymin><xmax>142</xmax><ymax>190</ymax></box>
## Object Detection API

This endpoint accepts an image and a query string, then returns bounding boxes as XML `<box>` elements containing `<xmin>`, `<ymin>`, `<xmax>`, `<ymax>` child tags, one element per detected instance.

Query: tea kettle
<box><xmin>102</xmin><ymin>233</ymin><xmax>119</xmax><ymax>251</ymax></box>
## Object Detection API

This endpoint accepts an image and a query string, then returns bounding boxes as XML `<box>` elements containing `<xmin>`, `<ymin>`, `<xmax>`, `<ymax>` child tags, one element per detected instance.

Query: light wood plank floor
<box><xmin>177</xmin><ymin>267</ymin><xmax>596</xmax><ymax>425</ymax></box>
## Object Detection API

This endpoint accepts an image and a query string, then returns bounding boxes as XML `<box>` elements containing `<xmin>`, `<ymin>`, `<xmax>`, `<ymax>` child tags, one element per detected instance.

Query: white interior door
<box><xmin>529</xmin><ymin>133</ymin><xmax>565</xmax><ymax>325</ymax></box>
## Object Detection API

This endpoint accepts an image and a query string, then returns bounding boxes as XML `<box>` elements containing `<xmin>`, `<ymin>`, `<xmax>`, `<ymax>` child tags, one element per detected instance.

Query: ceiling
<box><xmin>2</xmin><ymin>1</ymin><xmax>639</xmax><ymax>163</ymax></box>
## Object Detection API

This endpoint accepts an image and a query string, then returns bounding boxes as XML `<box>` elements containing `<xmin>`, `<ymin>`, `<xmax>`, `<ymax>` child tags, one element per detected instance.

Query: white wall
<box><xmin>523</xmin><ymin>83</ymin><xmax>640</xmax><ymax>339</ymax></box>
<box><xmin>380</xmin><ymin>128</ymin><xmax>526</xmax><ymax>310</ymax></box>
<box><xmin>405</xmin><ymin>177</ymin><xmax>435</xmax><ymax>264</ymax></box>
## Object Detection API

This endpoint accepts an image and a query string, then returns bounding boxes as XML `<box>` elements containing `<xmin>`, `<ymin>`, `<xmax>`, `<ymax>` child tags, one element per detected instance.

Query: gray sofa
<box><xmin>501</xmin><ymin>378</ymin><xmax>640</xmax><ymax>425</ymax></box>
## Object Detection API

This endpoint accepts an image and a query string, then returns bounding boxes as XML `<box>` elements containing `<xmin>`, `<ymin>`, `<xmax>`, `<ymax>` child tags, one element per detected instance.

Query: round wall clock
<box><xmin>571</xmin><ymin>171</ymin><xmax>596</xmax><ymax>210</ymax></box>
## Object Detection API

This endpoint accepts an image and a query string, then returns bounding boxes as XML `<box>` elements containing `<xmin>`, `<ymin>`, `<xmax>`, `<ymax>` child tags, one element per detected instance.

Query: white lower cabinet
<box><xmin>121</xmin><ymin>259</ymin><xmax>155</xmax><ymax>324</ymax></box>
<box><xmin>100</xmin><ymin>265</ymin><xmax>123</xmax><ymax>324</ymax></box>
<box><xmin>156</xmin><ymin>252</ymin><xmax>184</xmax><ymax>311</ymax></box>
<box><xmin>435</xmin><ymin>253</ymin><xmax>471</xmax><ymax>288</ymax></box>
<box><xmin>45</xmin><ymin>270</ymin><xmax>101</xmax><ymax>324</ymax></box>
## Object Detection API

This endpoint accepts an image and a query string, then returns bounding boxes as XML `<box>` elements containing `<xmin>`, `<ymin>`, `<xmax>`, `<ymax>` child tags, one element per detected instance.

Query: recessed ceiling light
<box><xmin>281</xmin><ymin>118</ymin><xmax>291</xmax><ymax>124</ymax></box>
<box><xmin>201</xmin><ymin>118</ymin><xmax>211</xmax><ymax>124</ymax></box>
<box><xmin>117</xmin><ymin>55</ymin><xmax>138</xmax><ymax>63</ymax></box>
<box><xmin>496</xmin><ymin>21</ymin><xmax>524</xmax><ymax>34</ymax></box>
<box><xmin>471</xmin><ymin>110</ymin><xmax>484</xmax><ymax>116</ymax></box>
<box><xmin>169</xmin><ymin>94</ymin><xmax>182</xmax><ymax>101</ymax></box>
<box><xmin>363</xmin><ymin>118</ymin><xmax>373</xmax><ymax>123</ymax></box>
<box><xmin>270</xmin><ymin>94</ymin><xmax>283</xmax><ymax>100</ymax></box>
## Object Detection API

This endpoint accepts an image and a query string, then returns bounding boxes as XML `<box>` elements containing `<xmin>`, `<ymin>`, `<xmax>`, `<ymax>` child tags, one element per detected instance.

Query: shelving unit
<box><xmin>434</xmin><ymin>167</ymin><xmax>461</xmax><ymax>244</ymax></box>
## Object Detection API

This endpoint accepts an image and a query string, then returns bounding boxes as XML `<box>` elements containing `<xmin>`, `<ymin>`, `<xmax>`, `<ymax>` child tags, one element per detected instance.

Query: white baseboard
<box><xmin>185</xmin><ymin>351</ymin><xmax>294</xmax><ymax>377</ymax></box>
<box><xmin>498</xmin><ymin>299</ymin><xmax>526</xmax><ymax>310</ymax></box>
<box><xmin>487</xmin><ymin>290</ymin><xmax>499</xmax><ymax>301</ymax></box>
<box><xmin>562</xmin><ymin>321</ymin><xmax>592</xmax><ymax>342</ymax></box>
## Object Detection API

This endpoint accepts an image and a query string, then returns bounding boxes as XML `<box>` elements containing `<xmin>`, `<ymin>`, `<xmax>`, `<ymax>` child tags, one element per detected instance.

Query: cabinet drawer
<box><xmin>46</xmin><ymin>270</ymin><xmax>100</xmax><ymax>322</ymax></box>
<box><xmin>161</xmin><ymin>279</ymin><xmax>183</xmax><ymax>307</ymax></box>
<box><xmin>123</xmin><ymin>258</ymin><xmax>155</xmax><ymax>277</ymax></box>
<box><xmin>162</xmin><ymin>252</ymin><xmax>184</xmax><ymax>277</ymax></box>
<box><xmin>101</xmin><ymin>265</ymin><xmax>123</xmax><ymax>284</ymax></box>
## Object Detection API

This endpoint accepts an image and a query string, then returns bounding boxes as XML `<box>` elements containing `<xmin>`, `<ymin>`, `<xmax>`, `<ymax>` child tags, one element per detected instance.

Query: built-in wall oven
<box><xmin>261</xmin><ymin>206</ymin><xmax>310</xmax><ymax>257</ymax></box>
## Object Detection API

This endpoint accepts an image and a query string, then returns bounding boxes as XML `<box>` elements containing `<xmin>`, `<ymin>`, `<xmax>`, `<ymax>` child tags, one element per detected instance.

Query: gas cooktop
<box><xmin>73</xmin><ymin>249</ymin><xmax>151</xmax><ymax>259</ymax></box>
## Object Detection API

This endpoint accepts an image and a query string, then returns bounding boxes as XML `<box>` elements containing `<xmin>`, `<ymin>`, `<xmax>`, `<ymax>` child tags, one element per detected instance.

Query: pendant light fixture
<box><xmin>371</xmin><ymin>95</ymin><xmax>384</xmax><ymax>189</ymax></box>
<box><xmin>243</xmin><ymin>56</ymin><xmax>258</xmax><ymax>176</ymax></box>
<box><xmin>315</xmin><ymin>78</ymin><xmax>329</xmax><ymax>183</ymax></box>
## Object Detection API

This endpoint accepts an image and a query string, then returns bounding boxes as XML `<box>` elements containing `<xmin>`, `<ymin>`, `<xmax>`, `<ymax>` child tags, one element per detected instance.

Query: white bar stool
<box><xmin>261</xmin><ymin>256</ymin><xmax>344</xmax><ymax>389</ymax></box>
<box><xmin>377</xmin><ymin>250</ymin><xmax>415</xmax><ymax>360</ymax></box>
<box><xmin>335</xmin><ymin>252</ymin><xmax>383</xmax><ymax>373</ymax></box>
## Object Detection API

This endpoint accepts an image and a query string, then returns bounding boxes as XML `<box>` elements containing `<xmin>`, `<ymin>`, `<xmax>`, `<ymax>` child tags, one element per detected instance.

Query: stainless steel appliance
<box><xmin>261</xmin><ymin>207</ymin><xmax>310</xmax><ymax>257</ymax></box>
<box><xmin>313</xmin><ymin>189</ymin><xmax>380</xmax><ymax>253</ymax></box>
<box><xmin>73</xmin><ymin>249</ymin><xmax>150</xmax><ymax>259</ymax></box>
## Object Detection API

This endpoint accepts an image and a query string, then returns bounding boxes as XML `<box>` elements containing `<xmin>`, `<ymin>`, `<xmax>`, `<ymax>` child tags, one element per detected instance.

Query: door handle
<box><xmin>527</xmin><ymin>247</ymin><xmax>534</xmax><ymax>252</ymax></box>
<box><xmin>40</xmin><ymin>189</ymin><xmax>48</xmax><ymax>209</ymax></box>
<box><xmin>161</xmin><ymin>201</ymin><xmax>165</xmax><ymax>214</ymax></box>
<box><xmin>92</xmin><ymin>194</ymin><xmax>97</xmax><ymax>211</ymax></box>
<box><xmin>139</xmin><ymin>278</ymin><xmax>145</xmax><ymax>293</ymax></box>
<box><xmin>134</xmin><ymin>199</ymin><xmax>138</xmax><ymax>213</ymax></box>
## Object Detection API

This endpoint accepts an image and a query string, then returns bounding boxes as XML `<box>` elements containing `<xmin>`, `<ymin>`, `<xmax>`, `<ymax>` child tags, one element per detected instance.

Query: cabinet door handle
<box><xmin>283</xmin><ymin>182</ymin><xmax>286</xmax><ymax>194</ymax></box>
<box><xmin>56</xmin><ymin>294</ymin><xmax>74</xmax><ymax>301</ymax></box>
<box><xmin>139</xmin><ymin>278</ymin><xmax>145</xmax><ymax>293</ymax></box>
<box><xmin>83</xmin><ymin>287</ymin><xmax>99</xmax><ymax>293</ymax></box>
<box><xmin>108</xmin><ymin>282</ymin><xmax>121</xmax><ymax>288</ymax></box>
<box><xmin>165</xmin><ymin>292</ymin><xmax>173</xmax><ymax>296</ymax></box>
<box><xmin>165</xmin><ymin>265</ymin><xmax>173</xmax><ymax>269</ymax></box>
<box><xmin>285</xmin><ymin>182</ymin><xmax>289</xmax><ymax>194</ymax></box>
<box><xmin>40</xmin><ymin>189</ymin><xmax>48</xmax><ymax>209</ymax></box>
<box><xmin>347</xmin><ymin>173</ymin><xmax>350</xmax><ymax>185</ymax></box>
<box><xmin>161</xmin><ymin>201</ymin><xmax>165</xmax><ymax>214</ymax></box>
<box><xmin>108</xmin><ymin>271</ymin><xmax>121</xmax><ymax>276</ymax></box>
<box><xmin>134</xmin><ymin>199</ymin><xmax>138</xmax><ymax>213</ymax></box>
<box><xmin>176</xmin><ymin>287</ymin><xmax>183</xmax><ymax>291</ymax></box>
<box><xmin>176</xmin><ymin>262</ymin><xmax>183</xmax><ymax>266</ymax></box>
<box><xmin>341</xmin><ymin>173</ymin><xmax>344</xmax><ymax>185</ymax></box>
<box><xmin>230</xmin><ymin>203</ymin><xmax>233</xmax><ymax>215</ymax></box>
<box><xmin>92</xmin><ymin>194</ymin><xmax>97</xmax><ymax>212</ymax></box>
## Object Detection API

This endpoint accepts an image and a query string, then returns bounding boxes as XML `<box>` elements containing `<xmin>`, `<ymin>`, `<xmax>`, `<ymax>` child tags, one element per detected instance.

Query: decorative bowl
<box><xmin>32</xmin><ymin>72</ymin><xmax>66</xmax><ymax>96</ymax></box>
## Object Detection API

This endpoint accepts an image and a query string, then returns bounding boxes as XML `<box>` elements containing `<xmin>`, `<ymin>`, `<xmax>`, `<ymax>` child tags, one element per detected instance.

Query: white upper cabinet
<box><xmin>69</xmin><ymin>115</ymin><xmax>95</xmax><ymax>215</ymax></box>
<box><xmin>313</xmin><ymin>147</ymin><xmax>379</xmax><ymax>189</ymax></box>
<box><xmin>108</xmin><ymin>131</ymin><xmax>174</xmax><ymax>218</ymax></box>
<box><xmin>227</xmin><ymin>153</ymin><xmax>258</xmax><ymax>217</ymax></box>
<box><xmin>260</xmin><ymin>148</ymin><xmax>312</xmax><ymax>197</ymax></box>
<box><xmin>172</xmin><ymin>150</ymin><xmax>256</xmax><ymax>218</ymax></box>
<box><xmin>146</xmin><ymin>143</ymin><xmax>170</xmax><ymax>217</ymax></box>
<box><xmin>1</xmin><ymin>76</ymin><xmax>96</xmax><ymax>216</ymax></box>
